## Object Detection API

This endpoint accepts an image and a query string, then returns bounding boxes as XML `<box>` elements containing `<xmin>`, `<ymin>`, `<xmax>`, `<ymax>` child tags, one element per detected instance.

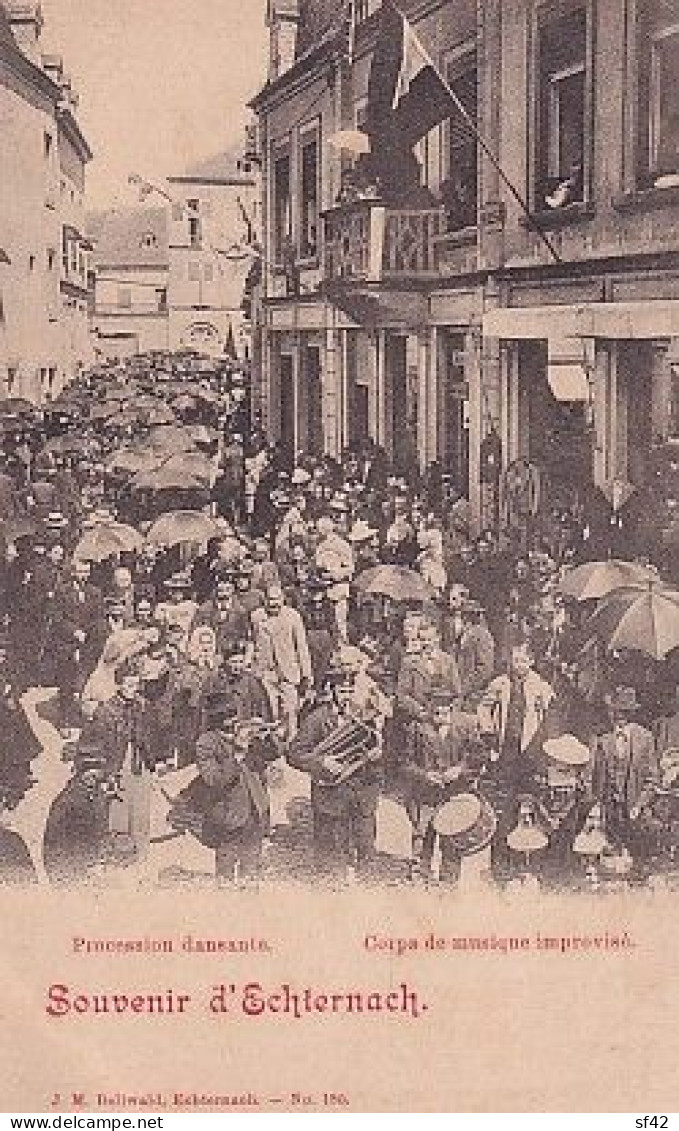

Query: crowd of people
<box><xmin>0</xmin><ymin>350</ymin><xmax>678</xmax><ymax>892</ymax></box>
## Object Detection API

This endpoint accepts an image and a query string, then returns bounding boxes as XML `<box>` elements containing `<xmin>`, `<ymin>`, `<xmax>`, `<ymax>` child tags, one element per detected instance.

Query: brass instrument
<box><xmin>308</xmin><ymin>713</ymin><xmax>381</xmax><ymax>786</ymax></box>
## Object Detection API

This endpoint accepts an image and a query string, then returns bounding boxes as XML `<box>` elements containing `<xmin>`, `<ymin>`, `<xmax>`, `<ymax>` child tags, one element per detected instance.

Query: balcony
<box><xmin>323</xmin><ymin>200</ymin><xmax>477</xmax><ymax>286</ymax></box>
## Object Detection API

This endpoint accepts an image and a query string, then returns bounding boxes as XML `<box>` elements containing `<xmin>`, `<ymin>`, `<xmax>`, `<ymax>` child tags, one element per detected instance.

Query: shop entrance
<box><xmin>278</xmin><ymin>353</ymin><xmax>295</xmax><ymax>470</ymax></box>
<box><xmin>519</xmin><ymin>340</ymin><xmax>593</xmax><ymax>504</ymax></box>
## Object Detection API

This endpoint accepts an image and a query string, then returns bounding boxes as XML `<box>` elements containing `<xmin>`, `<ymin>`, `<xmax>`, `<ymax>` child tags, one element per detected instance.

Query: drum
<box><xmin>432</xmin><ymin>792</ymin><xmax>497</xmax><ymax>857</ymax></box>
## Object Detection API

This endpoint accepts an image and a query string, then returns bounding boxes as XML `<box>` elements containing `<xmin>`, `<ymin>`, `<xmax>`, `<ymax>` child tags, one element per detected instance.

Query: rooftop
<box><xmin>87</xmin><ymin>207</ymin><xmax>169</xmax><ymax>269</ymax></box>
<box><xmin>168</xmin><ymin>148</ymin><xmax>257</xmax><ymax>186</ymax></box>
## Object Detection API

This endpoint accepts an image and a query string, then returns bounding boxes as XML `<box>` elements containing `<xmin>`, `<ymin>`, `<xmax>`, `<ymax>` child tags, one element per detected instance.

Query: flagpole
<box><xmin>388</xmin><ymin>0</ymin><xmax>562</xmax><ymax>265</ymax></box>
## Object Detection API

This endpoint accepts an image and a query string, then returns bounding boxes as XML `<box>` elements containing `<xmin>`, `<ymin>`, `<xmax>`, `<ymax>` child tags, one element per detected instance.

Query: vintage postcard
<box><xmin>1</xmin><ymin>0</ymin><xmax>679</xmax><ymax>1113</ymax></box>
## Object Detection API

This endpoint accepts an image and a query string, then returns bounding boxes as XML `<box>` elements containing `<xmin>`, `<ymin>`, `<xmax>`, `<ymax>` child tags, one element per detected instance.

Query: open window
<box><xmin>299</xmin><ymin>126</ymin><xmax>320</xmax><ymax>260</ymax></box>
<box><xmin>441</xmin><ymin>51</ymin><xmax>478</xmax><ymax>231</ymax></box>
<box><xmin>635</xmin><ymin>2</ymin><xmax>679</xmax><ymax>187</ymax></box>
<box><xmin>534</xmin><ymin>4</ymin><xmax>591</xmax><ymax>210</ymax></box>
<box><xmin>272</xmin><ymin>145</ymin><xmax>292</xmax><ymax>265</ymax></box>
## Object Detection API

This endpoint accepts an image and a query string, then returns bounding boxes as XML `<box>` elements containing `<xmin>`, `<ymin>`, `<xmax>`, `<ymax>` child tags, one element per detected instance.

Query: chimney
<box><xmin>5</xmin><ymin>1</ymin><xmax>43</xmax><ymax>65</ymax></box>
<box><xmin>266</xmin><ymin>0</ymin><xmax>300</xmax><ymax>81</ymax></box>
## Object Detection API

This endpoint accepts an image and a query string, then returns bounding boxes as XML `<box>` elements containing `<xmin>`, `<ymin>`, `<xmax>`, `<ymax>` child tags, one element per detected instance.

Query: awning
<box><xmin>483</xmin><ymin>300</ymin><xmax>679</xmax><ymax>340</ymax></box>
<box><xmin>547</xmin><ymin>338</ymin><xmax>590</xmax><ymax>401</ymax></box>
<box><xmin>328</xmin><ymin>287</ymin><xmax>428</xmax><ymax>331</ymax></box>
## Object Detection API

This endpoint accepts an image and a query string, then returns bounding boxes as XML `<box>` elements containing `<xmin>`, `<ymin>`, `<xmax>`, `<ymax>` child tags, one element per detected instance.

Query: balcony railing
<box><xmin>323</xmin><ymin>200</ymin><xmax>477</xmax><ymax>285</ymax></box>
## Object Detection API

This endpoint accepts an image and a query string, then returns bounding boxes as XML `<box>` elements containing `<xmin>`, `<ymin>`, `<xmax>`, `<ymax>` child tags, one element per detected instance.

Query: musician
<box><xmin>592</xmin><ymin>686</ymin><xmax>660</xmax><ymax>871</ymax></box>
<box><xmin>477</xmin><ymin>640</ymin><xmax>554</xmax><ymax>883</ymax></box>
<box><xmin>536</xmin><ymin>734</ymin><xmax>594</xmax><ymax>889</ymax></box>
<box><xmin>396</xmin><ymin>619</ymin><xmax>462</xmax><ymax>767</ymax></box>
<box><xmin>169</xmin><ymin>700</ymin><xmax>275</xmax><ymax>885</ymax></box>
<box><xmin>450</xmin><ymin>598</ymin><xmax>496</xmax><ymax>706</ymax></box>
<box><xmin>402</xmin><ymin>688</ymin><xmax>481</xmax><ymax>883</ymax></box>
<box><xmin>42</xmin><ymin>745</ymin><xmax>114</xmax><ymax>886</ymax></box>
<box><xmin>286</xmin><ymin>652</ymin><xmax>384</xmax><ymax>879</ymax></box>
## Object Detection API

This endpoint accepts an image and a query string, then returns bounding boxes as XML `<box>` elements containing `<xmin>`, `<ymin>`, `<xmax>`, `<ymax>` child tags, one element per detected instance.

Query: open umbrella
<box><xmin>185</xmin><ymin>424</ymin><xmax>218</xmax><ymax>447</ymax></box>
<box><xmin>130</xmin><ymin>462</ymin><xmax>207</xmax><ymax>493</ymax></box>
<box><xmin>104</xmin><ymin>448</ymin><xmax>166</xmax><ymax>476</ymax></box>
<box><xmin>146</xmin><ymin>510</ymin><xmax>222</xmax><ymax>548</ymax></box>
<box><xmin>0</xmin><ymin>397</ymin><xmax>35</xmax><ymax>415</ymax></box>
<box><xmin>559</xmin><ymin>559</ymin><xmax>660</xmax><ymax>602</ymax></box>
<box><xmin>43</xmin><ymin>435</ymin><xmax>94</xmax><ymax>456</ymax></box>
<box><xmin>586</xmin><ymin>583</ymin><xmax>679</xmax><ymax>660</ymax></box>
<box><xmin>144</xmin><ymin>425</ymin><xmax>196</xmax><ymax>452</ymax></box>
<box><xmin>161</xmin><ymin>452</ymin><xmax>215</xmax><ymax>484</ymax></box>
<box><xmin>116</xmin><ymin>404</ymin><xmax>176</xmax><ymax>429</ymax></box>
<box><xmin>89</xmin><ymin>401</ymin><xmax>123</xmax><ymax>422</ymax></box>
<box><xmin>326</xmin><ymin>128</ymin><xmax>371</xmax><ymax>156</ymax></box>
<box><xmin>74</xmin><ymin>523</ymin><xmax>142</xmax><ymax>562</ymax></box>
<box><xmin>0</xmin><ymin>515</ymin><xmax>37</xmax><ymax>543</ymax></box>
<box><xmin>355</xmin><ymin>564</ymin><xmax>434</xmax><ymax>603</ymax></box>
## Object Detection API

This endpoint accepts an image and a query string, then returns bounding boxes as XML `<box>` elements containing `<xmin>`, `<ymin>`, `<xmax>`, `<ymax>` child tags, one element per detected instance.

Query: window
<box><xmin>118</xmin><ymin>287</ymin><xmax>132</xmax><ymax>309</ymax></box>
<box><xmin>534</xmin><ymin>6</ymin><xmax>590</xmax><ymax>209</ymax></box>
<box><xmin>188</xmin><ymin>262</ymin><xmax>201</xmax><ymax>282</ymax></box>
<box><xmin>44</xmin><ymin>132</ymin><xmax>53</xmax><ymax>159</ymax></box>
<box><xmin>156</xmin><ymin>288</ymin><xmax>168</xmax><ymax>312</ymax></box>
<box><xmin>634</xmin><ymin>3</ymin><xmax>679</xmax><ymax>187</ymax></box>
<box><xmin>47</xmin><ymin>249</ymin><xmax>55</xmax><ymax>271</ymax></box>
<box><xmin>273</xmin><ymin>149</ymin><xmax>292</xmax><ymax>264</ymax></box>
<box><xmin>187</xmin><ymin>199</ymin><xmax>201</xmax><ymax>248</ymax></box>
<box><xmin>139</xmin><ymin>231</ymin><xmax>158</xmax><ymax>248</ymax></box>
<box><xmin>62</xmin><ymin>230</ymin><xmax>69</xmax><ymax>275</ymax></box>
<box><xmin>172</xmin><ymin>202</ymin><xmax>183</xmax><ymax>221</ymax></box>
<box><xmin>7</xmin><ymin>367</ymin><xmax>16</xmax><ymax>393</ymax></box>
<box><xmin>670</xmin><ymin>364</ymin><xmax>679</xmax><ymax>440</ymax></box>
<box><xmin>354</xmin><ymin>0</ymin><xmax>380</xmax><ymax>24</ymax></box>
<box><xmin>442</xmin><ymin>54</ymin><xmax>478</xmax><ymax>231</ymax></box>
<box><xmin>203</xmin><ymin>263</ymin><xmax>214</xmax><ymax>281</ymax></box>
<box><xmin>299</xmin><ymin>131</ymin><xmax>319</xmax><ymax>259</ymax></box>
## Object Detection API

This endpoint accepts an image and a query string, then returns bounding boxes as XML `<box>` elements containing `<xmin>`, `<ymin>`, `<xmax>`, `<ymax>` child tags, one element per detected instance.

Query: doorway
<box><xmin>519</xmin><ymin>339</ymin><xmax>593</xmax><ymax>505</ymax></box>
<box><xmin>279</xmin><ymin>353</ymin><xmax>295</xmax><ymax>470</ymax></box>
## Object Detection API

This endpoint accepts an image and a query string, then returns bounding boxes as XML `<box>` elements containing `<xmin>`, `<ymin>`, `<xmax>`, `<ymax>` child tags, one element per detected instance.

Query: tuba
<box><xmin>306</xmin><ymin>713</ymin><xmax>381</xmax><ymax>786</ymax></box>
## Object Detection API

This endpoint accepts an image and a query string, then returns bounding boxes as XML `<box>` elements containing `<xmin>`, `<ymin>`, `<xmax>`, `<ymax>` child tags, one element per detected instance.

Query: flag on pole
<box><xmin>366</xmin><ymin>0</ymin><xmax>471</xmax><ymax>151</ymax></box>
<box><xmin>364</xmin><ymin>0</ymin><xmax>561</xmax><ymax>261</ymax></box>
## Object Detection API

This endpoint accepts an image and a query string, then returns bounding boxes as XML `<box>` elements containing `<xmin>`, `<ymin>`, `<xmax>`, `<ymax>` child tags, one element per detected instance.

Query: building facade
<box><xmin>88</xmin><ymin>206</ymin><xmax>171</xmax><ymax>360</ymax></box>
<box><xmin>252</xmin><ymin>0</ymin><xmax>679</xmax><ymax>531</ymax></box>
<box><xmin>88</xmin><ymin>150</ymin><xmax>260</xmax><ymax>363</ymax></box>
<box><xmin>167</xmin><ymin>150</ymin><xmax>261</xmax><ymax>360</ymax></box>
<box><xmin>0</xmin><ymin>0</ymin><xmax>92</xmax><ymax>403</ymax></box>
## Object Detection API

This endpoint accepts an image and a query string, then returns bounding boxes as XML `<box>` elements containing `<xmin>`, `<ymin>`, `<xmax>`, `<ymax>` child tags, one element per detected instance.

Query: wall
<box><xmin>0</xmin><ymin>54</ymin><xmax>62</xmax><ymax>402</ymax></box>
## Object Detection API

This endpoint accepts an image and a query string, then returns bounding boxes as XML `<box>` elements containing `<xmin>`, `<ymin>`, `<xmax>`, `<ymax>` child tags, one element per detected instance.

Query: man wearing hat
<box><xmin>193</xmin><ymin>573</ymin><xmax>250</xmax><ymax>657</ymax></box>
<box><xmin>451</xmin><ymin>598</ymin><xmax>496</xmax><ymax>706</ymax></box>
<box><xmin>253</xmin><ymin>586</ymin><xmax>313</xmax><ymax>740</ymax></box>
<box><xmin>402</xmin><ymin>687</ymin><xmax>481</xmax><ymax>882</ymax></box>
<box><xmin>42</xmin><ymin>742</ymin><xmax>114</xmax><ymax>886</ymax></box>
<box><xmin>538</xmin><ymin>734</ymin><xmax>594</xmax><ymax>887</ymax></box>
<box><xmin>314</xmin><ymin>515</ymin><xmax>354</xmax><ymax>643</ymax></box>
<box><xmin>477</xmin><ymin>640</ymin><xmax>555</xmax><ymax>882</ymax></box>
<box><xmin>169</xmin><ymin>698</ymin><xmax>275</xmax><ymax>884</ymax></box>
<box><xmin>287</xmin><ymin>651</ymin><xmax>383</xmax><ymax>878</ymax></box>
<box><xmin>44</xmin><ymin>557</ymin><xmax>108</xmax><ymax>734</ymax></box>
<box><xmin>592</xmin><ymin>686</ymin><xmax>659</xmax><ymax>867</ymax></box>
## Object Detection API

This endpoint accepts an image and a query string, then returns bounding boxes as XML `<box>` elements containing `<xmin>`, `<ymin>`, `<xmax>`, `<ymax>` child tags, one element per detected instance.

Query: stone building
<box><xmin>251</xmin><ymin>0</ymin><xmax>679</xmax><ymax>531</ymax></box>
<box><xmin>0</xmin><ymin>0</ymin><xmax>92</xmax><ymax>402</ymax></box>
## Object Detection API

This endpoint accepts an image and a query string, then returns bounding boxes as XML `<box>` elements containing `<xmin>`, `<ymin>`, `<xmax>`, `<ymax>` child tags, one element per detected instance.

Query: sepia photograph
<box><xmin>1</xmin><ymin>0</ymin><xmax>679</xmax><ymax>1114</ymax></box>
